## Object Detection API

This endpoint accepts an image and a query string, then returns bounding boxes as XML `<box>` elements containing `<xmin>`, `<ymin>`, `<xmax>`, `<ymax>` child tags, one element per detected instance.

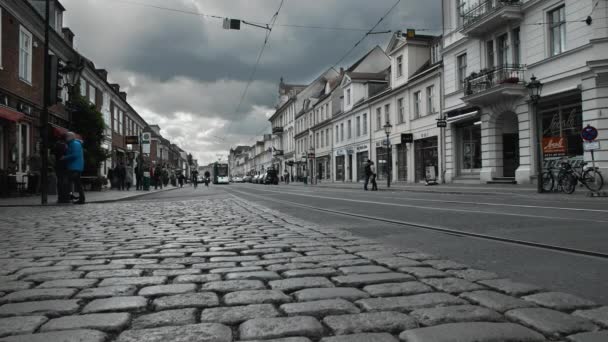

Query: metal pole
<box><xmin>534</xmin><ymin>100</ymin><xmax>543</xmax><ymax>193</ymax></box>
<box><xmin>386</xmin><ymin>133</ymin><xmax>391</xmax><ymax>188</ymax></box>
<box><xmin>40</xmin><ymin>0</ymin><xmax>51</xmax><ymax>205</ymax></box>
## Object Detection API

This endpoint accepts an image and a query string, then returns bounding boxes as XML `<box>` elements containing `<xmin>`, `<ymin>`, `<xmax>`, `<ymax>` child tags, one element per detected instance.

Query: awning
<box><xmin>0</xmin><ymin>106</ymin><xmax>25</xmax><ymax>122</ymax></box>
<box><xmin>446</xmin><ymin>110</ymin><xmax>479</xmax><ymax>124</ymax></box>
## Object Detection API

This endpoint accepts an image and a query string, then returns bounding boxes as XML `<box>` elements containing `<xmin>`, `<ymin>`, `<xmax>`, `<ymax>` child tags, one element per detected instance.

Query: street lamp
<box><xmin>383</xmin><ymin>121</ymin><xmax>393</xmax><ymax>188</ymax></box>
<box><xmin>301</xmin><ymin>153</ymin><xmax>307</xmax><ymax>184</ymax></box>
<box><xmin>309</xmin><ymin>147</ymin><xmax>315</xmax><ymax>185</ymax></box>
<box><xmin>526</xmin><ymin>75</ymin><xmax>544</xmax><ymax>193</ymax></box>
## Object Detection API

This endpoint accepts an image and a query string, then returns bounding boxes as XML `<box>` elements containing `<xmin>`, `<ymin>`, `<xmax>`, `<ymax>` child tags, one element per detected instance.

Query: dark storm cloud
<box><xmin>61</xmin><ymin>0</ymin><xmax>441</xmax><ymax>164</ymax></box>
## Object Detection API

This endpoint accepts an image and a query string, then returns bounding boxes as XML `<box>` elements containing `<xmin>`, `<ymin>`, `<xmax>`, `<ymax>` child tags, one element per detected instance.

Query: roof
<box><xmin>348</xmin><ymin>72</ymin><xmax>387</xmax><ymax>81</ymax></box>
<box><xmin>347</xmin><ymin>45</ymin><xmax>383</xmax><ymax>72</ymax></box>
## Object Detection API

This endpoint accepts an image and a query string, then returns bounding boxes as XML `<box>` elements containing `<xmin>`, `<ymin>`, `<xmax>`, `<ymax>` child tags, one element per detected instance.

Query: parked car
<box><xmin>264</xmin><ymin>170</ymin><xmax>279</xmax><ymax>185</ymax></box>
<box><xmin>243</xmin><ymin>175</ymin><xmax>252</xmax><ymax>183</ymax></box>
<box><xmin>233</xmin><ymin>176</ymin><xmax>243</xmax><ymax>183</ymax></box>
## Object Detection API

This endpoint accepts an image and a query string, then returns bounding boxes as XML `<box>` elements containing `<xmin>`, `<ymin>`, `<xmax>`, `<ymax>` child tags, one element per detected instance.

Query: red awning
<box><xmin>52</xmin><ymin>125</ymin><xmax>83</xmax><ymax>141</ymax></box>
<box><xmin>0</xmin><ymin>106</ymin><xmax>25</xmax><ymax>122</ymax></box>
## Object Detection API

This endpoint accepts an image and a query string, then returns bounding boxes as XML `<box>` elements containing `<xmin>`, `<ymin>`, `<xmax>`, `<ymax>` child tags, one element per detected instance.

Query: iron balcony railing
<box><xmin>464</xmin><ymin>64</ymin><xmax>526</xmax><ymax>96</ymax></box>
<box><xmin>272</xmin><ymin>126</ymin><xmax>284</xmax><ymax>134</ymax></box>
<box><xmin>462</xmin><ymin>0</ymin><xmax>521</xmax><ymax>28</ymax></box>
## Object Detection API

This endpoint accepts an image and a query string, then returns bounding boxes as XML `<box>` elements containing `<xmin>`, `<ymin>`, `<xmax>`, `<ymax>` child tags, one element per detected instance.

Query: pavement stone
<box><xmin>202</xmin><ymin>280</ymin><xmax>266</xmax><ymax>293</ymax></box>
<box><xmin>421</xmin><ymin>277</ymin><xmax>486</xmax><ymax>294</ymax></box>
<box><xmin>409</xmin><ymin>305</ymin><xmax>503</xmax><ymax>326</ymax></box>
<box><xmin>173</xmin><ymin>274</ymin><xmax>222</xmax><ymax>284</ymax></box>
<box><xmin>424</xmin><ymin>260</ymin><xmax>468</xmax><ymax>270</ymax></box>
<box><xmin>320</xmin><ymin>333</ymin><xmax>399</xmax><ymax>342</ymax></box>
<box><xmin>0</xmin><ymin>316</ymin><xmax>48</xmax><ymax>337</ymax></box>
<box><xmin>224</xmin><ymin>290</ymin><xmax>291</xmax><ymax>305</ymax></box>
<box><xmin>282</xmin><ymin>268</ymin><xmax>338</xmax><ymax>278</ymax></box>
<box><xmin>323</xmin><ymin>311</ymin><xmax>417</xmax><ymax>334</ymax></box>
<box><xmin>132</xmin><ymin>308</ymin><xmax>197</xmax><ymax>329</ymax></box>
<box><xmin>460</xmin><ymin>290</ymin><xmax>537</xmax><ymax>313</ymax></box>
<box><xmin>567</xmin><ymin>331</ymin><xmax>608</xmax><ymax>342</ymax></box>
<box><xmin>211</xmin><ymin>266</ymin><xmax>263</xmax><ymax>274</ymax></box>
<box><xmin>446</xmin><ymin>268</ymin><xmax>499</xmax><ymax>282</ymax></box>
<box><xmin>98</xmin><ymin>276</ymin><xmax>167</xmax><ymax>287</ymax></box>
<box><xmin>226</xmin><ymin>271</ymin><xmax>281</xmax><ymax>281</ymax></box>
<box><xmin>23</xmin><ymin>271</ymin><xmax>85</xmax><ymax>282</ymax></box>
<box><xmin>37</xmin><ymin>279</ymin><xmax>99</xmax><ymax>289</ymax></box>
<box><xmin>362</xmin><ymin>282</ymin><xmax>433</xmax><ymax>297</ymax></box>
<box><xmin>332</xmin><ymin>273</ymin><xmax>414</xmax><ymax>287</ymax></box>
<box><xmin>115</xmin><ymin>323</ymin><xmax>232</xmax><ymax>342</ymax></box>
<box><xmin>269</xmin><ymin>277</ymin><xmax>335</xmax><ymax>292</ymax></box>
<box><xmin>356</xmin><ymin>293</ymin><xmax>467</xmax><ymax>313</ymax></box>
<box><xmin>0</xmin><ymin>282</ymin><xmax>33</xmax><ymax>292</ymax></box>
<box><xmin>293</xmin><ymin>288</ymin><xmax>369</xmax><ymax>302</ymax></box>
<box><xmin>40</xmin><ymin>312</ymin><xmax>131</xmax><ymax>332</ymax></box>
<box><xmin>523</xmin><ymin>292</ymin><xmax>598</xmax><ymax>311</ymax></box>
<box><xmin>280</xmin><ymin>299</ymin><xmax>360</xmax><ymax>317</ymax></box>
<box><xmin>399</xmin><ymin>322</ymin><xmax>545</xmax><ymax>342</ymax></box>
<box><xmin>374</xmin><ymin>257</ymin><xmax>424</xmax><ymax>268</ymax></box>
<box><xmin>82</xmin><ymin>296</ymin><xmax>147</xmax><ymax>313</ymax></box>
<box><xmin>0</xmin><ymin>299</ymin><xmax>81</xmax><ymax>317</ymax></box>
<box><xmin>75</xmin><ymin>285</ymin><xmax>138</xmax><ymax>299</ymax></box>
<box><xmin>477</xmin><ymin>278</ymin><xmax>543</xmax><ymax>296</ymax></box>
<box><xmin>201</xmin><ymin>304</ymin><xmax>281</xmax><ymax>324</ymax></box>
<box><xmin>138</xmin><ymin>284</ymin><xmax>197</xmax><ymax>296</ymax></box>
<box><xmin>506</xmin><ymin>307</ymin><xmax>598</xmax><ymax>338</ymax></box>
<box><xmin>397</xmin><ymin>267</ymin><xmax>449</xmax><ymax>279</ymax></box>
<box><xmin>338</xmin><ymin>265</ymin><xmax>391</xmax><ymax>274</ymax></box>
<box><xmin>573</xmin><ymin>306</ymin><xmax>608</xmax><ymax>328</ymax></box>
<box><xmin>153</xmin><ymin>292</ymin><xmax>219</xmax><ymax>310</ymax></box>
<box><xmin>0</xmin><ymin>329</ymin><xmax>108</xmax><ymax>342</ymax></box>
<box><xmin>239</xmin><ymin>316</ymin><xmax>324</xmax><ymax>340</ymax></box>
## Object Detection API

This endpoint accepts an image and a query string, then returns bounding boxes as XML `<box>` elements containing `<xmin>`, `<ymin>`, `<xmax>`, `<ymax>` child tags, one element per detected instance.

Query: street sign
<box><xmin>401</xmin><ymin>133</ymin><xmax>413</xmax><ymax>144</ymax></box>
<box><xmin>141</xmin><ymin>132</ymin><xmax>151</xmax><ymax>144</ymax></box>
<box><xmin>584</xmin><ymin>141</ymin><xmax>600</xmax><ymax>151</ymax></box>
<box><xmin>581</xmin><ymin>125</ymin><xmax>598</xmax><ymax>142</ymax></box>
<box><xmin>307</xmin><ymin>153</ymin><xmax>315</xmax><ymax>159</ymax></box>
<box><xmin>125</xmin><ymin>136</ymin><xmax>139</xmax><ymax>145</ymax></box>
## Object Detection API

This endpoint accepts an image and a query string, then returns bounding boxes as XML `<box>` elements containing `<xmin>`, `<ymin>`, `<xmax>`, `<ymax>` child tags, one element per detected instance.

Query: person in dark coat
<box><xmin>54</xmin><ymin>138</ymin><xmax>69</xmax><ymax>203</ymax></box>
<box><xmin>62</xmin><ymin>132</ymin><xmax>85</xmax><ymax>204</ymax></box>
<box><xmin>116</xmin><ymin>162</ymin><xmax>127</xmax><ymax>191</ymax></box>
<box><xmin>154</xmin><ymin>164</ymin><xmax>163</xmax><ymax>190</ymax></box>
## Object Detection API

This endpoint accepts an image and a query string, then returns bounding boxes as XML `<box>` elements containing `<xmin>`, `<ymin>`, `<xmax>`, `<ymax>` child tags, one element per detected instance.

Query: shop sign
<box><xmin>437</xmin><ymin>118</ymin><xmax>447</xmax><ymax>128</ymax></box>
<box><xmin>307</xmin><ymin>153</ymin><xmax>315</xmax><ymax>159</ymax></box>
<box><xmin>346</xmin><ymin>149</ymin><xmax>354</xmax><ymax>155</ymax></box>
<box><xmin>336</xmin><ymin>149</ymin><xmax>345</xmax><ymax>156</ymax></box>
<box><xmin>584</xmin><ymin>141</ymin><xmax>600</xmax><ymax>151</ymax></box>
<box><xmin>356</xmin><ymin>145</ymin><xmax>368</xmax><ymax>151</ymax></box>
<box><xmin>542</xmin><ymin>137</ymin><xmax>567</xmax><ymax>157</ymax></box>
<box><xmin>125</xmin><ymin>136</ymin><xmax>139</xmax><ymax>145</ymax></box>
<box><xmin>401</xmin><ymin>133</ymin><xmax>413</xmax><ymax>144</ymax></box>
<box><xmin>142</xmin><ymin>144</ymin><xmax>151</xmax><ymax>154</ymax></box>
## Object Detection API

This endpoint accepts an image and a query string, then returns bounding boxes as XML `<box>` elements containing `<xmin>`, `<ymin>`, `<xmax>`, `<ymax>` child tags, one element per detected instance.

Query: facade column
<box><xmin>582</xmin><ymin>74</ymin><xmax>608</xmax><ymax>174</ymax></box>
<box><xmin>515</xmin><ymin>103</ymin><xmax>533</xmax><ymax>184</ymax></box>
<box><xmin>444</xmin><ymin>124</ymin><xmax>456</xmax><ymax>183</ymax></box>
<box><xmin>480</xmin><ymin>111</ymin><xmax>499</xmax><ymax>182</ymax></box>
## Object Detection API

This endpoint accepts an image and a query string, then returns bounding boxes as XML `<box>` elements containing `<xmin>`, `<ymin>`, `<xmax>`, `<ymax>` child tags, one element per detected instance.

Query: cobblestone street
<box><xmin>1</xmin><ymin>196</ymin><xmax>607</xmax><ymax>342</ymax></box>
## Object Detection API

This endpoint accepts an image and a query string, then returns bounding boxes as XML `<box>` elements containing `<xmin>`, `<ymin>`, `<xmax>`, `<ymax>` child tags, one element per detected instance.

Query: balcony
<box><xmin>272</xmin><ymin>126</ymin><xmax>284</xmax><ymax>135</ymax></box>
<box><xmin>463</xmin><ymin>64</ymin><xmax>527</xmax><ymax>105</ymax></box>
<box><xmin>461</xmin><ymin>0</ymin><xmax>523</xmax><ymax>36</ymax></box>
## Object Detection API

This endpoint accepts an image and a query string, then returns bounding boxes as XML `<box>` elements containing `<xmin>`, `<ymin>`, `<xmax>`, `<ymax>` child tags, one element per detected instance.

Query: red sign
<box><xmin>543</xmin><ymin>137</ymin><xmax>567</xmax><ymax>157</ymax></box>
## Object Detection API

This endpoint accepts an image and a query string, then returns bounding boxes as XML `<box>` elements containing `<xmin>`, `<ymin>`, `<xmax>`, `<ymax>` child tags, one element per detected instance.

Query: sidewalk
<box><xmin>0</xmin><ymin>186</ymin><xmax>179</xmax><ymax>207</ymax></box>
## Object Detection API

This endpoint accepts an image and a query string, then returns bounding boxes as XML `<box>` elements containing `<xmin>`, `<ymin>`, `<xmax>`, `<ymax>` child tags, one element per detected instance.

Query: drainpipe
<box><xmin>440</xmin><ymin>67</ymin><xmax>447</xmax><ymax>184</ymax></box>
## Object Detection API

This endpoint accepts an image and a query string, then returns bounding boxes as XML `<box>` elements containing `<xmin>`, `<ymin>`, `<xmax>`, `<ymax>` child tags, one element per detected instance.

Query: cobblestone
<box><xmin>239</xmin><ymin>316</ymin><xmax>324</xmax><ymax>340</ymax></box>
<box><xmin>506</xmin><ymin>308</ymin><xmax>597</xmax><ymax>337</ymax></box>
<box><xmin>280</xmin><ymin>299</ymin><xmax>360</xmax><ymax>317</ymax></box>
<box><xmin>132</xmin><ymin>308</ymin><xmax>197</xmax><ymax>329</ymax></box>
<box><xmin>202</xmin><ymin>280</ymin><xmax>266</xmax><ymax>293</ymax></box>
<box><xmin>224</xmin><ymin>290</ymin><xmax>291</xmax><ymax>305</ymax></box>
<box><xmin>37</xmin><ymin>279</ymin><xmax>99</xmax><ymax>289</ymax></box>
<box><xmin>362</xmin><ymin>282</ymin><xmax>433</xmax><ymax>297</ymax></box>
<box><xmin>83</xmin><ymin>296</ymin><xmax>147</xmax><ymax>313</ymax></box>
<box><xmin>323</xmin><ymin>311</ymin><xmax>417</xmax><ymax>334</ymax></box>
<box><xmin>0</xmin><ymin>316</ymin><xmax>48</xmax><ymax>337</ymax></box>
<box><xmin>356</xmin><ymin>293</ymin><xmax>466</xmax><ymax>312</ymax></box>
<box><xmin>75</xmin><ymin>285</ymin><xmax>137</xmax><ymax>299</ymax></box>
<box><xmin>567</xmin><ymin>331</ymin><xmax>608</xmax><ymax>342</ymax></box>
<box><xmin>409</xmin><ymin>305</ymin><xmax>503</xmax><ymax>326</ymax></box>
<box><xmin>477</xmin><ymin>278</ymin><xmax>543</xmax><ymax>296</ymax></box>
<box><xmin>0</xmin><ymin>299</ymin><xmax>81</xmax><ymax>317</ymax></box>
<box><xmin>201</xmin><ymin>304</ymin><xmax>280</xmax><ymax>324</ymax></box>
<box><xmin>332</xmin><ymin>273</ymin><xmax>413</xmax><ymax>287</ymax></box>
<box><xmin>269</xmin><ymin>277</ymin><xmax>334</xmax><ymax>292</ymax></box>
<box><xmin>153</xmin><ymin>292</ymin><xmax>219</xmax><ymax>310</ymax></box>
<box><xmin>115</xmin><ymin>323</ymin><xmax>232</xmax><ymax>342</ymax></box>
<box><xmin>523</xmin><ymin>292</ymin><xmax>598</xmax><ymax>311</ymax></box>
<box><xmin>138</xmin><ymin>284</ymin><xmax>197</xmax><ymax>296</ymax></box>
<box><xmin>397</xmin><ymin>267</ymin><xmax>448</xmax><ymax>279</ymax></box>
<box><xmin>460</xmin><ymin>290</ymin><xmax>536</xmax><ymax>313</ymax></box>
<box><xmin>293</xmin><ymin>288</ymin><xmax>369</xmax><ymax>302</ymax></box>
<box><xmin>399</xmin><ymin>322</ymin><xmax>545</xmax><ymax>342</ymax></box>
<box><xmin>40</xmin><ymin>312</ymin><xmax>131</xmax><ymax>332</ymax></box>
<box><xmin>0</xmin><ymin>329</ymin><xmax>108</xmax><ymax>342</ymax></box>
<box><xmin>573</xmin><ymin>306</ymin><xmax>608</xmax><ymax>328</ymax></box>
<box><xmin>98</xmin><ymin>276</ymin><xmax>167</xmax><ymax>287</ymax></box>
<box><xmin>283</xmin><ymin>268</ymin><xmax>338</xmax><ymax>278</ymax></box>
<box><xmin>421</xmin><ymin>277</ymin><xmax>486</xmax><ymax>294</ymax></box>
<box><xmin>226</xmin><ymin>271</ymin><xmax>281</xmax><ymax>281</ymax></box>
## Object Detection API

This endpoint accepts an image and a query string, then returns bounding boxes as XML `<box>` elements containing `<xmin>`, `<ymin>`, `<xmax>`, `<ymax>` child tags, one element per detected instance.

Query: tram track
<box><xmin>226</xmin><ymin>187</ymin><xmax>608</xmax><ymax>261</ymax></box>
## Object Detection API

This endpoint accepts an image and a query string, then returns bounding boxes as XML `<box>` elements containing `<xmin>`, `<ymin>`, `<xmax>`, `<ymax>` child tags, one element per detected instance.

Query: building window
<box><xmin>88</xmin><ymin>85</ymin><xmax>96</xmax><ymax>104</ymax></box>
<box><xmin>326</xmin><ymin>129</ymin><xmax>329</xmax><ymax>147</ymax></box>
<box><xmin>512</xmin><ymin>27</ymin><xmax>521</xmax><ymax>64</ymax></box>
<box><xmin>346</xmin><ymin>88</ymin><xmax>351</xmax><ymax>105</ymax></box>
<box><xmin>497</xmin><ymin>33</ymin><xmax>510</xmax><ymax>66</ymax></box>
<box><xmin>376</xmin><ymin>108</ymin><xmax>382</xmax><ymax>131</ymax></box>
<box><xmin>340</xmin><ymin>123</ymin><xmax>344</xmax><ymax>141</ymax></box>
<box><xmin>384</xmin><ymin>104</ymin><xmax>391</xmax><ymax>125</ymax></box>
<box><xmin>325</xmin><ymin>103</ymin><xmax>330</xmax><ymax>118</ymax></box>
<box><xmin>396</xmin><ymin>55</ymin><xmax>403</xmax><ymax>77</ymax></box>
<box><xmin>336</xmin><ymin>125</ymin><xmax>339</xmax><ymax>143</ymax></box>
<box><xmin>347</xmin><ymin>120</ymin><xmax>352</xmax><ymax>139</ymax></box>
<box><xmin>356</xmin><ymin>116</ymin><xmax>361</xmax><ymax>136</ymax></box>
<box><xmin>398</xmin><ymin>98</ymin><xmax>405</xmax><ymax>123</ymax></box>
<box><xmin>426</xmin><ymin>85</ymin><xmax>435</xmax><ymax>115</ymax></box>
<box><xmin>414</xmin><ymin>91</ymin><xmax>422</xmax><ymax>119</ymax></box>
<box><xmin>362</xmin><ymin>113</ymin><xmax>368</xmax><ymax>135</ymax></box>
<box><xmin>486</xmin><ymin>40</ymin><xmax>494</xmax><ymax>69</ymax></box>
<box><xmin>316</xmin><ymin>133</ymin><xmax>319</xmax><ymax>148</ymax></box>
<box><xmin>549</xmin><ymin>6</ymin><xmax>566</xmax><ymax>56</ymax></box>
<box><xmin>457</xmin><ymin>53</ymin><xmax>467</xmax><ymax>90</ymax></box>
<box><xmin>80</xmin><ymin>80</ymin><xmax>87</xmax><ymax>97</ymax></box>
<box><xmin>19</xmin><ymin>27</ymin><xmax>33</xmax><ymax>83</ymax></box>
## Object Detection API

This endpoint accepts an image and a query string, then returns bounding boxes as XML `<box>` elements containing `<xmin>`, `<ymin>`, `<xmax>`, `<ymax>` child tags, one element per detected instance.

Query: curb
<box><xmin>0</xmin><ymin>187</ymin><xmax>180</xmax><ymax>208</ymax></box>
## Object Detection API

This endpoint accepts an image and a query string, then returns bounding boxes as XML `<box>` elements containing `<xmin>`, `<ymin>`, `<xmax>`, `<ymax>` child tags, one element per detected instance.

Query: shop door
<box><xmin>460</xmin><ymin>124</ymin><xmax>482</xmax><ymax>175</ymax></box>
<box><xmin>336</xmin><ymin>156</ymin><xmax>345</xmax><ymax>181</ymax></box>
<box><xmin>356</xmin><ymin>151</ymin><xmax>368</xmax><ymax>181</ymax></box>
<box><xmin>502</xmin><ymin>133</ymin><xmax>519</xmax><ymax>177</ymax></box>
<box><xmin>397</xmin><ymin>144</ymin><xmax>407</xmax><ymax>181</ymax></box>
<box><xmin>317</xmin><ymin>160</ymin><xmax>324</xmax><ymax>180</ymax></box>
<box><xmin>415</xmin><ymin>137</ymin><xmax>438</xmax><ymax>182</ymax></box>
<box><xmin>347</xmin><ymin>155</ymin><xmax>353</xmax><ymax>181</ymax></box>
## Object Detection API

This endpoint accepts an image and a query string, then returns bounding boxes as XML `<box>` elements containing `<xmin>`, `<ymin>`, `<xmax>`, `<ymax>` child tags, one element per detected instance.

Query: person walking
<box><xmin>53</xmin><ymin>138</ymin><xmax>69</xmax><ymax>203</ymax></box>
<box><xmin>154</xmin><ymin>164</ymin><xmax>163</xmax><ymax>190</ymax></box>
<box><xmin>178</xmin><ymin>173</ymin><xmax>185</xmax><ymax>188</ymax></box>
<box><xmin>363</xmin><ymin>159</ymin><xmax>372</xmax><ymax>191</ymax></box>
<box><xmin>117</xmin><ymin>162</ymin><xmax>126</xmax><ymax>191</ymax></box>
<box><xmin>370</xmin><ymin>161</ymin><xmax>378</xmax><ymax>191</ymax></box>
<box><xmin>284</xmin><ymin>170</ymin><xmax>290</xmax><ymax>185</ymax></box>
<box><xmin>62</xmin><ymin>132</ymin><xmax>85</xmax><ymax>204</ymax></box>
<box><xmin>192</xmin><ymin>170</ymin><xmax>199</xmax><ymax>188</ymax></box>
<box><xmin>134</xmin><ymin>164</ymin><xmax>141</xmax><ymax>190</ymax></box>
<box><xmin>125</xmin><ymin>164</ymin><xmax>133</xmax><ymax>191</ymax></box>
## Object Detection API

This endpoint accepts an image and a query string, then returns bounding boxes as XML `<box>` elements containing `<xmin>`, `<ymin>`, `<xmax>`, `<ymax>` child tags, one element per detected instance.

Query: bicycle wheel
<box><xmin>582</xmin><ymin>169</ymin><xmax>604</xmax><ymax>192</ymax></box>
<box><xmin>541</xmin><ymin>172</ymin><xmax>554</xmax><ymax>192</ymax></box>
<box><xmin>559</xmin><ymin>173</ymin><xmax>576</xmax><ymax>194</ymax></box>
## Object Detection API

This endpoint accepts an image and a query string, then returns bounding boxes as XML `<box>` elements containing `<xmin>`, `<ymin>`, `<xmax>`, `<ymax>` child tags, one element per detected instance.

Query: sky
<box><xmin>62</xmin><ymin>0</ymin><xmax>441</xmax><ymax>165</ymax></box>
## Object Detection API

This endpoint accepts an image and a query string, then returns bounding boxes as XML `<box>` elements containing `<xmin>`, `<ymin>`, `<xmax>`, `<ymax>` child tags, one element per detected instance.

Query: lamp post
<box><xmin>383</xmin><ymin>121</ymin><xmax>393</xmax><ymax>188</ymax></box>
<box><xmin>301</xmin><ymin>153</ymin><xmax>307</xmax><ymax>184</ymax></box>
<box><xmin>526</xmin><ymin>75</ymin><xmax>544</xmax><ymax>193</ymax></box>
<box><xmin>309</xmin><ymin>147</ymin><xmax>315</xmax><ymax>185</ymax></box>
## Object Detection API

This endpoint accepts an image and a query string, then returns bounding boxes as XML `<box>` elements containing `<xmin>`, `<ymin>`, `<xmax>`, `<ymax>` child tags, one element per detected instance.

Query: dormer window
<box><xmin>397</xmin><ymin>55</ymin><xmax>403</xmax><ymax>78</ymax></box>
<box><xmin>346</xmin><ymin>89</ymin><xmax>351</xmax><ymax>105</ymax></box>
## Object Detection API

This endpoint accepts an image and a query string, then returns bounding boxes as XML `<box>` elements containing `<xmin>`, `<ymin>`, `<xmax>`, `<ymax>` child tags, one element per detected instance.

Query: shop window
<box><xmin>539</xmin><ymin>93</ymin><xmax>583</xmax><ymax>158</ymax></box>
<box><xmin>461</xmin><ymin>123</ymin><xmax>482</xmax><ymax>171</ymax></box>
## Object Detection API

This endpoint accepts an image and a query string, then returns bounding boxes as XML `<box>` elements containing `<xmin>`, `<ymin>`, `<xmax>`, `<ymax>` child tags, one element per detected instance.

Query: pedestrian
<box><xmin>363</xmin><ymin>159</ymin><xmax>372</xmax><ymax>191</ymax></box>
<box><xmin>178</xmin><ymin>173</ymin><xmax>185</xmax><ymax>188</ymax></box>
<box><xmin>53</xmin><ymin>137</ymin><xmax>70</xmax><ymax>203</ymax></box>
<box><xmin>284</xmin><ymin>170</ymin><xmax>290</xmax><ymax>184</ymax></box>
<box><xmin>117</xmin><ymin>162</ymin><xmax>126</xmax><ymax>191</ymax></box>
<box><xmin>125</xmin><ymin>164</ymin><xmax>133</xmax><ymax>191</ymax></box>
<box><xmin>62</xmin><ymin>132</ymin><xmax>85</xmax><ymax>204</ymax></box>
<box><xmin>107</xmin><ymin>166</ymin><xmax>115</xmax><ymax>189</ymax></box>
<box><xmin>192</xmin><ymin>170</ymin><xmax>199</xmax><ymax>188</ymax></box>
<box><xmin>154</xmin><ymin>164</ymin><xmax>163</xmax><ymax>190</ymax></box>
<box><xmin>370</xmin><ymin>161</ymin><xmax>378</xmax><ymax>191</ymax></box>
<box><xmin>134</xmin><ymin>164</ymin><xmax>141</xmax><ymax>190</ymax></box>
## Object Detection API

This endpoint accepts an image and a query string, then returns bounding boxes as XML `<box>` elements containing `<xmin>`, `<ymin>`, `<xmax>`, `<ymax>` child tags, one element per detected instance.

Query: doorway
<box><xmin>500</xmin><ymin>112</ymin><xmax>519</xmax><ymax>178</ymax></box>
<box><xmin>347</xmin><ymin>154</ymin><xmax>353</xmax><ymax>182</ymax></box>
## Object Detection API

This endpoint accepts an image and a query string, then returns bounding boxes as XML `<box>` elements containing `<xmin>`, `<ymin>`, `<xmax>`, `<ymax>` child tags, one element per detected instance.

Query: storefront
<box><xmin>414</xmin><ymin>137</ymin><xmax>438</xmax><ymax>182</ymax></box>
<box><xmin>316</xmin><ymin>155</ymin><xmax>330</xmax><ymax>181</ymax></box>
<box><xmin>396</xmin><ymin>144</ymin><xmax>408</xmax><ymax>181</ymax></box>
<box><xmin>376</xmin><ymin>146</ymin><xmax>389</xmax><ymax>181</ymax></box>
<box><xmin>539</xmin><ymin>91</ymin><xmax>583</xmax><ymax>168</ymax></box>
<box><xmin>356</xmin><ymin>150</ymin><xmax>369</xmax><ymax>182</ymax></box>
<box><xmin>335</xmin><ymin>154</ymin><xmax>345</xmax><ymax>181</ymax></box>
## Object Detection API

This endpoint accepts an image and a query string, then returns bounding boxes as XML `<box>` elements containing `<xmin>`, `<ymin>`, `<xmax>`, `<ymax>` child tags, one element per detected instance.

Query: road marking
<box><xmin>231</xmin><ymin>186</ymin><xmax>608</xmax><ymax>223</ymax></box>
<box><xmin>226</xmin><ymin>188</ymin><xmax>608</xmax><ymax>260</ymax></box>
<box><xmin>243</xmin><ymin>184</ymin><xmax>608</xmax><ymax>213</ymax></box>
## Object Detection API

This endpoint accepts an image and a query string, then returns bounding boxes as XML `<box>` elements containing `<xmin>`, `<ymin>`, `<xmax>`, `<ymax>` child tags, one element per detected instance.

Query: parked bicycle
<box><xmin>556</xmin><ymin>160</ymin><xmax>604</xmax><ymax>194</ymax></box>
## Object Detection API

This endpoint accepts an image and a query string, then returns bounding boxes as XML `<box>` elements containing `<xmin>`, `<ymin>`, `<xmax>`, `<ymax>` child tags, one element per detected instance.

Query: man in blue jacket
<box><xmin>63</xmin><ymin>132</ymin><xmax>85</xmax><ymax>204</ymax></box>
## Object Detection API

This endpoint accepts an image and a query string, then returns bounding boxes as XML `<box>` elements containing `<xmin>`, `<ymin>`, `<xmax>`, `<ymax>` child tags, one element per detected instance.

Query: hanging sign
<box><xmin>581</xmin><ymin>125</ymin><xmax>598</xmax><ymax>142</ymax></box>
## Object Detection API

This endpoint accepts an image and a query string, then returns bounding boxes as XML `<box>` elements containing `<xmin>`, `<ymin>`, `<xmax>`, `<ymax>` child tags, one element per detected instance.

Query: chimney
<box><xmin>340</xmin><ymin>67</ymin><xmax>345</xmax><ymax>75</ymax></box>
<box><xmin>62</xmin><ymin>28</ymin><xmax>75</xmax><ymax>47</ymax></box>
<box><xmin>110</xmin><ymin>83</ymin><xmax>120</xmax><ymax>93</ymax></box>
<box><xmin>119</xmin><ymin>92</ymin><xmax>127</xmax><ymax>101</ymax></box>
<box><xmin>96</xmin><ymin>69</ymin><xmax>108</xmax><ymax>81</ymax></box>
